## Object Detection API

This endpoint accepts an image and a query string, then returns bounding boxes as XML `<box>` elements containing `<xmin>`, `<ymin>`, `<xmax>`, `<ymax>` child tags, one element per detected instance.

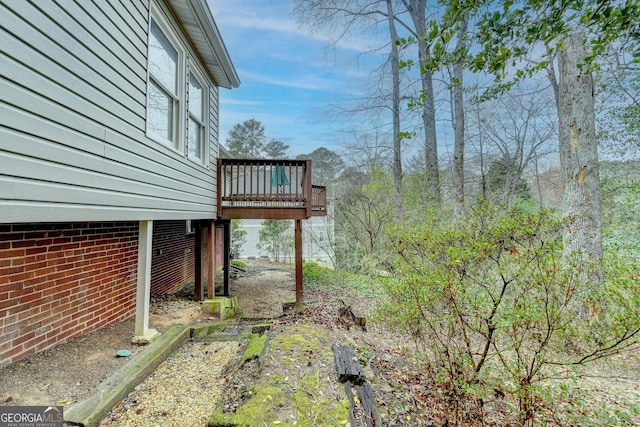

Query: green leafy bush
<box><xmin>378</xmin><ymin>203</ymin><xmax>640</xmax><ymax>425</ymax></box>
<box><xmin>231</xmin><ymin>259</ymin><xmax>246</xmax><ymax>269</ymax></box>
<box><xmin>302</xmin><ymin>262</ymin><xmax>383</xmax><ymax>298</ymax></box>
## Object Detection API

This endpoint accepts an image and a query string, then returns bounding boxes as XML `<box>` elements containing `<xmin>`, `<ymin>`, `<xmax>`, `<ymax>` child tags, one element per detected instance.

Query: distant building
<box><xmin>236</xmin><ymin>204</ymin><xmax>334</xmax><ymax>266</ymax></box>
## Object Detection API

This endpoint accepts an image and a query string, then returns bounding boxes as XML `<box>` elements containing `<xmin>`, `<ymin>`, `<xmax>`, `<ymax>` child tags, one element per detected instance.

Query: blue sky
<box><xmin>208</xmin><ymin>0</ymin><xmax>386</xmax><ymax>157</ymax></box>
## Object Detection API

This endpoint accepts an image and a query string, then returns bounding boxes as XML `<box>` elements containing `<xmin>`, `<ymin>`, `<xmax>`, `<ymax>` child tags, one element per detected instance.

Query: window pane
<box><xmin>188</xmin><ymin>117</ymin><xmax>202</xmax><ymax>160</ymax></box>
<box><xmin>149</xmin><ymin>20</ymin><xmax>177</xmax><ymax>95</ymax></box>
<box><xmin>148</xmin><ymin>80</ymin><xmax>174</xmax><ymax>142</ymax></box>
<box><xmin>189</xmin><ymin>74</ymin><xmax>203</xmax><ymax>121</ymax></box>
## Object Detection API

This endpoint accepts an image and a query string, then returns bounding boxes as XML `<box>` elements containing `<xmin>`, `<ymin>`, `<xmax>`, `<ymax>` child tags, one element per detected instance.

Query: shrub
<box><xmin>303</xmin><ymin>262</ymin><xmax>383</xmax><ymax>298</ymax></box>
<box><xmin>231</xmin><ymin>259</ymin><xmax>246</xmax><ymax>269</ymax></box>
<box><xmin>302</xmin><ymin>262</ymin><xmax>329</xmax><ymax>287</ymax></box>
<box><xmin>378</xmin><ymin>203</ymin><xmax>640</xmax><ymax>425</ymax></box>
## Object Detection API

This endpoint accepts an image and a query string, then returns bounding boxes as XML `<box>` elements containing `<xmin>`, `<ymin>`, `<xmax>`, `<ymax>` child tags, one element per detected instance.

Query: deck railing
<box><xmin>311</xmin><ymin>185</ymin><xmax>326</xmax><ymax>213</ymax></box>
<box><xmin>217</xmin><ymin>158</ymin><xmax>326</xmax><ymax>219</ymax></box>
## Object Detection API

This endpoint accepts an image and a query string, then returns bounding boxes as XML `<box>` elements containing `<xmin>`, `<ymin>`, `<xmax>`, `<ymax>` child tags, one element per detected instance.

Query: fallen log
<box><xmin>332</xmin><ymin>343</ymin><xmax>381</xmax><ymax>427</ymax></box>
<box><xmin>332</xmin><ymin>343</ymin><xmax>366</xmax><ymax>385</ymax></box>
<box><xmin>357</xmin><ymin>382</ymin><xmax>382</xmax><ymax>427</ymax></box>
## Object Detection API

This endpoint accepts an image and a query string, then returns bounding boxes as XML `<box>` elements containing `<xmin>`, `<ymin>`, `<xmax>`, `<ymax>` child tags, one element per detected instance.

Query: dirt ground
<box><xmin>0</xmin><ymin>260</ymin><xmax>293</xmax><ymax>409</ymax></box>
<box><xmin>1</xmin><ymin>259</ymin><xmax>639</xmax><ymax>426</ymax></box>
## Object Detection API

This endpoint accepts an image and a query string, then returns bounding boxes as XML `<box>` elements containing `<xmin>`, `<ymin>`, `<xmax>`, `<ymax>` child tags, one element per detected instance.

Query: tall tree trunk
<box><xmin>387</xmin><ymin>0</ymin><xmax>403</xmax><ymax>222</ymax></box>
<box><xmin>452</xmin><ymin>17</ymin><xmax>468</xmax><ymax>219</ymax></box>
<box><xmin>403</xmin><ymin>0</ymin><xmax>441</xmax><ymax>207</ymax></box>
<box><xmin>555</xmin><ymin>32</ymin><xmax>603</xmax><ymax>262</ymax></box>
<box><xmin>421</xmin><ymin>51</ymin><xmax>440</xmax><ymax>207</ymax></box>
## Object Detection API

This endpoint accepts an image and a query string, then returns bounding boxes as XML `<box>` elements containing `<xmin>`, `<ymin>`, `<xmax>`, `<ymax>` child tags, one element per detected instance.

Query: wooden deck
<box><xmin>217</xmin><ymin>158</ymin><xmax>327</xmax><ymax>220</ymax></box>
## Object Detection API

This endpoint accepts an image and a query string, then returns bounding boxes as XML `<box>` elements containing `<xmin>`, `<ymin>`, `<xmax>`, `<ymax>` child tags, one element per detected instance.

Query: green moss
<box><xmin>208</xmin><ymin>385</ymin><xmax>285</xmax><ymax>427</ymax></box>
<box><xmin>267</xmin><ymin>373</ymin><xmax>285</xmax><ymax>384</ymax></box>
<box><xmin>231</xmin><ymin>259</ymin><xmax>246</xmax><ymax>269</ymax></box>
<box><xmin>190</xmin><ymin>321</ymin><xmax>229</xmax><ymax>338</ymax></box>
<box><xmin>294</xmin><ymin>372</ymin><xmax>350</xmax><ymax>426</ymax></box>
<box><xmin>241</xmin><ymin>332</ymin><xmax>268</xmax><ymax>364</ymax></box>
<box><xmin>210</xmin><ymin>324</ymin><xmax>351</xmax><ymax>427</ymax></box>
<box><xmin>272</xmin><ymin>325</ymin><xmax>327</xmax><ymax>353</ymax></box>
<box><xmin>251</xmin><ymin>322</ymin><xmax>272</xmax><ymax>334</ymax></box>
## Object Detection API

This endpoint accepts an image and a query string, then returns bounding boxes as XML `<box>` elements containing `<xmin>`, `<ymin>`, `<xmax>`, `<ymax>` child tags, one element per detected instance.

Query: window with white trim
<box><xmin>187</xmin><ymin>72</ymin><xmax>206</xmax><ymax>162</ymax></box>
<box><xmin>147</xmin><ymin>18</ymin><xmax>180</xmax><ymax>149</ymax></box>
<box><xmin>146</xmin><ymin>8</ymin><xmax>209</xmax><ymax>166</ymax></box>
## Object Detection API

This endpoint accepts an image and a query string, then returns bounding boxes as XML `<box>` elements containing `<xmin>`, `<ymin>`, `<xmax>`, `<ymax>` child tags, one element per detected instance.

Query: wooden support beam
<box><xmin>223</xmin><ymin>219</ymin><xmax>231</xmax><ymax>296</ymax></box>
<box><xmin>295</xmin><ymin>218</ymin><xmax>303</xmax><ymax>313</ymax></box>
<box><xmin>194</xmin><ymin>221</ymin><xmax>203</xmax><ymax>302</ymax></box>
<box><xmin>207</xmin><ymin>219</ymin><xmax>215</xmax><ymax>299</ymax></box>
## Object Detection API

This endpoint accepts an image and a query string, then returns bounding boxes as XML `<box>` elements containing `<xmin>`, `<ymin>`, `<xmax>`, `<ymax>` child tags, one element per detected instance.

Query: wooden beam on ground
<box><xmin>332</xmin><ymin>343</ymin><xmax>365</xmax><ymax>384</ymax></box>
<box><xmin>295</xmin><ymin>218</ymin><xmax>303</xmax><ymax>313</ymax></box>
<box><xmin>332</xmin><ymin>343</ymin><xmax>381</xmax><ymax>427</ymax></box>
<box><xmin>357</xmin><ymin>382</ymin><xmax>382</xmax><ymax>427</ymax></box>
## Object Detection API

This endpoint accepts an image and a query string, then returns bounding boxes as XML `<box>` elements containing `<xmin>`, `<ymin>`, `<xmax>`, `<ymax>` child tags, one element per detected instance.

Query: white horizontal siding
<box><xmin>0</xmin><ymin>0</ymin><xmax>222</xmax><ymax>223</ymax></box>
<box><xmin>209</xmin><ymin>85</ymin><xmax>220</xmax><ymax>190</ymax></box>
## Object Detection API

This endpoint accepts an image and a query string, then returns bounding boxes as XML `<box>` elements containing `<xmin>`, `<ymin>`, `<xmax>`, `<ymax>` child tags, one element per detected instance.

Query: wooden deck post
<box><xmin>223</xmin><ymin>219</ymin><xmax>231</xmax><ymax>296</ymax></box>
<box><xmin>194</xmin><ymin>221</ymin><xmax>202</xmax><ymax>302</ymax></box>
<box><xmin>295</xmin><ymin>218</ymin><xmax>303</xmax><ymax>313</ymax></box>
<box><xmin>208</xmin><ymin>219</ymin><xmax>215</xmax><ymax>298</ymax></box>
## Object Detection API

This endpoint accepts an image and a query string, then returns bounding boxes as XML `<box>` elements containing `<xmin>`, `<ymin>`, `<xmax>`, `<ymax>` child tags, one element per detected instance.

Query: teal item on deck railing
<box><xmin>271</xmin><ymin>166</ymin><xmax>289</xmax><ymax>186</ymax></box>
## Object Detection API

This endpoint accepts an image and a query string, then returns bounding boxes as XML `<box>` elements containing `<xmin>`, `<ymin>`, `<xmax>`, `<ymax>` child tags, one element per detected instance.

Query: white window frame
<box><xmin>186</xmin><ymin>64</ymin><xmax>209</xmax><ymax>165</ymax></box>
<box><xmin>146</xmin><ymin>4</ymin><xmax>212</xmax><ymax>168</ymax></box>
<box><xmin>146</xmin><ymin>5</ymin><xmax>185</xmax><ymax>154</ymax></box>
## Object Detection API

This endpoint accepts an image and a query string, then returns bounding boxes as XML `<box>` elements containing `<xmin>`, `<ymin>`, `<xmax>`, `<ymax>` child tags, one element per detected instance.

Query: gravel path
<box><xmin>98</xmin><ymin>340</ymin><xmax>244</xmax><ymax>427</ymax></box>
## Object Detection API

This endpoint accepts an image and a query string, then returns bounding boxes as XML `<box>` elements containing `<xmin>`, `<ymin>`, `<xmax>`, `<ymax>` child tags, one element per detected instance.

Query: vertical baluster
<box><xmin>233</xmin><ymin>163</ymin><xmax>237</xmax><ymax>202</ymax></box>
<box><xmin>266</xmin><ymin>162</ymin><xmax>270</xmax><ymax>199</ymax></box>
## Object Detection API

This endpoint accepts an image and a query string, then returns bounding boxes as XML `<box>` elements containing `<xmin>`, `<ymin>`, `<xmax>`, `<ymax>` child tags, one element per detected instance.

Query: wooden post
<box><xmin>223</xmin><ymin>219</ymin><xmax>231</xmax><ymax>296</ymax></box>
<box><xmin>207</xmin><ymin>219</ymin><xmax>215</xmax><ymax>298</ymax></box>
<box><xmin>194</xmin><ymin>221</ymin><xmax>202</xmax><ymax>302</ymax></box>
<box><xmin>295</xmin><ymin>218</ymin><xmax>303</xmax><ymax>313</ymax></box>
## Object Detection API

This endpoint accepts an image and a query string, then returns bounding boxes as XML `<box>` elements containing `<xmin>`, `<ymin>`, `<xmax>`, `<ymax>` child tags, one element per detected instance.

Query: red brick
<box><xmin>0</xmin><ymin>221</ymin><xmax>145</xmax><ymax>367</ymax></box>
<box><xmin>0</xmin><ymin>248</ymin><xmax>26</xmax><ymax>258</ymax></box>
<box><xmin>25</xmin><ymin>246</ymin><xmax>47</xmax><ymax>256</ymax></box>
<box><xmin>52</xmin><ymin>237</ymin><xmax>72</xmax><ymax>245</ymax></box>
<box><xmin>11</xmin><ymin>330</ymin><xmax>36</xmax><ymax>347</ymax></box>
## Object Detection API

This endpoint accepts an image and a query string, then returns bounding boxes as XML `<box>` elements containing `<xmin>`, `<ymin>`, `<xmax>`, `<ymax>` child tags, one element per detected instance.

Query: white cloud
<box><xmin>235</xmin><ymin>68</ymin><xmax>337</xmax><ymax>92</ymax></box>
<box><xmin>210</xmin><ymin>0</ymin><xmax>387</xmax><ymax>54</ymax></box>
<box><xmin>220</xmin><ymin>98</ymin><xmax>264</xmax><ymax>106</ymax></box>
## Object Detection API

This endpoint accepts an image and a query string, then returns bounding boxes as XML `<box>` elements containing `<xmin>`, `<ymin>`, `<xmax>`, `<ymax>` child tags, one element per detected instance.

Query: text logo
<box><xmin>0</xmin><ymin>406</ymin><xmax>63</xmax><ymax>427</ymax></box>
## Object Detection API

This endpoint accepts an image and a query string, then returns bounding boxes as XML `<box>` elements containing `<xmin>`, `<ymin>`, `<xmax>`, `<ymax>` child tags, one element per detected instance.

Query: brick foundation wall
<box><xmin>0</xmin><ymin>222</ymin><xmax>138</xmax><ymax>368</ymax></box>
<box><xmin>150</xmin><ymin>221</ymin><xmax>209</xmax><ymax>295</ymax></box>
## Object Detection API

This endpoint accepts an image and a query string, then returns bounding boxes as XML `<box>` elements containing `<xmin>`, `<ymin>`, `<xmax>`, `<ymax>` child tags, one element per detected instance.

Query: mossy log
<box><xmin>332</xmin><ymin>343</ymin><xmax>365</xmax><ymax>385</ymax></box>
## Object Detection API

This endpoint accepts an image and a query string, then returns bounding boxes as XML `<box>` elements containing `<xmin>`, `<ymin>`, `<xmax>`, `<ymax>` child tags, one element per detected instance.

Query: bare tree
<box><xmin>451</xmin><ymin>15</ymin><xmax>468</xmax><ymax>219</ymax></box>
<box><xmin>401</xmin><ymin>0</ymin><xmax>441</xmax><ymax>206</ymax></box>
<box><xmin>385</xmin><ymin>0</ymin><xmax>403</xmax><ymax>221</ymax></box>
<box><xmin>475</xmin><ymin>86</ymin><xmax>557</xmax><ymax>208</ymax></box>
<box><xmin>294</xmin><ymin>0</ymin><xmax>421</xmax><ymax>221</ymax></box>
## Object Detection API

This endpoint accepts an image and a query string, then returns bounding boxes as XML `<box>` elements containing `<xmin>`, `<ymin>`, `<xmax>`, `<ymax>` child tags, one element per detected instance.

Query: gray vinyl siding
<box><xmin>0</xmin><ymin>0</ymin><xmax>221</xmax><ymax>223</ymax></box>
